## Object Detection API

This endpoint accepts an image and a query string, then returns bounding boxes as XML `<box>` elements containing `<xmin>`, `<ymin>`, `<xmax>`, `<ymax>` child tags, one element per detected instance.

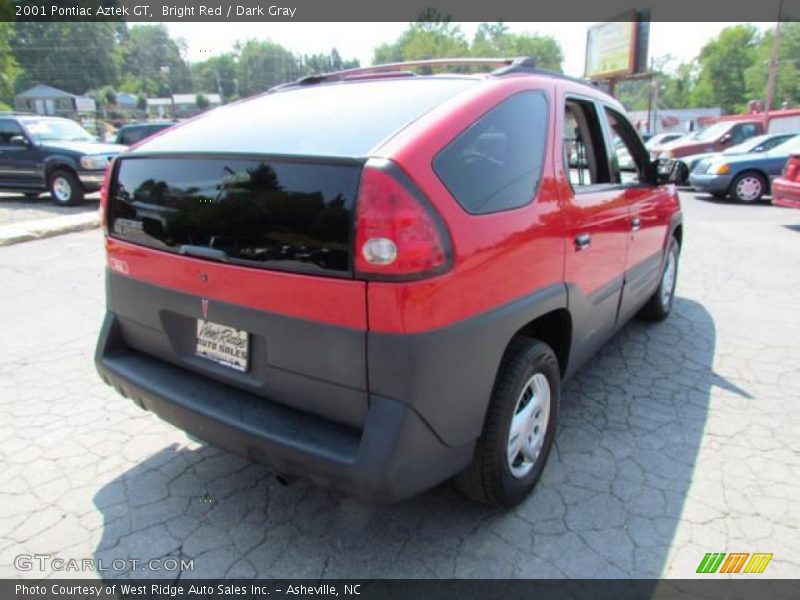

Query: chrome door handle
<box><xmin>574</xmin><ymin>233</ymin><xmax>591</xmax><ymax>251</ymax></box>
<box><xmin>631</xmin><ymin>217</ymin><xmax>641</xmax><ymax>232</ymax></box>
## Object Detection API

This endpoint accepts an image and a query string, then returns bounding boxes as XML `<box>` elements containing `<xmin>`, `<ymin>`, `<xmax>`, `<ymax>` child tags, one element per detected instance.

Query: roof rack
<box><xmin>271</xmin><ymin>57</ymin><xmax>539</xmax><ymax>91</ymax></box>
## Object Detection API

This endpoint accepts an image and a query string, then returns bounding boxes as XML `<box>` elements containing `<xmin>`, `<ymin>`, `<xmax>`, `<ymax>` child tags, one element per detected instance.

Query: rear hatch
<box><xmin>103</xmin><ymin>77</ymin><xmax>476</xmax><ymax>429</ymax></box>
<box><xmin>106</xmin><ymin>155</ymin><xmax>369</xmax><ymax>427</ymax></box>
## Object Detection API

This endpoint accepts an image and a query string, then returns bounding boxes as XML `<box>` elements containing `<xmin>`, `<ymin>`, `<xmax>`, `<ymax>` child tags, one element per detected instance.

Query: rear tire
<box><xmin>638</xmin><ymin>237</ymin><xmax>680</xmax><ymax>322</ymax></box>
<box><xmin>48</xmin><ymin>169</ymin><xmax>84</xmax><ymax>206</ymax></box>
<box><xmin>455</xmin><ymin>338</ymin><xmax>559</xmax><ymax>508</ymax></box>
<box><xmin>730</xmin><ymin>172</ymin><xmax>766</xmax><ymax>203</ymax></box>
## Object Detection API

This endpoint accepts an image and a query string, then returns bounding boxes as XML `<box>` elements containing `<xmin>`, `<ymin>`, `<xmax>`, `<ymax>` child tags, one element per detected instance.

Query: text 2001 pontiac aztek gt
<box><xmin>96</xmin><ymin>58</ymin><xmax>682</xmax><ymax>507</ymax></box>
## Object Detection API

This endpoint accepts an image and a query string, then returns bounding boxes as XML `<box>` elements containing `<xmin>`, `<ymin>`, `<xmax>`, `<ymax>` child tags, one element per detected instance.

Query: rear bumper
<box><xmin>771</xmin><ymin>179</ymin><xmax>800</xmax><ymax>209</ymax></box>
<box><xmin>95</xmin><ymin>312</ymin><xmax>474</xmax><ymax>502</ymax></box>
<box><xmin>689</xmin><ymin>173</ymin><xmax>732</xmax><ymax>194</ymax></box>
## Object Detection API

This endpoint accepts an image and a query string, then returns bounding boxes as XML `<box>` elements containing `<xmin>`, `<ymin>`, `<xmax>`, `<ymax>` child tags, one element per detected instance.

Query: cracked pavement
<box><xmin>1</xmin><ymin>191</ymin><xmax>799</xmax><ymax>579</ymax></box>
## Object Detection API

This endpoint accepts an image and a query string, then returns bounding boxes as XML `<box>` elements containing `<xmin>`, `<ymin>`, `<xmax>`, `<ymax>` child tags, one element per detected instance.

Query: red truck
<box><xmin>95</xmin><ymin>58</ymin><xmax>682</xmax><ymax>507</ymax></box>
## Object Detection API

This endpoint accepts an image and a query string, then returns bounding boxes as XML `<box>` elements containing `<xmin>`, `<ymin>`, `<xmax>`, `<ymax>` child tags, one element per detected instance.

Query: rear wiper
<box><xmin>179</xmin><ymin>245</ymin><xmax>229</xmax><ymax>262</ymax></box>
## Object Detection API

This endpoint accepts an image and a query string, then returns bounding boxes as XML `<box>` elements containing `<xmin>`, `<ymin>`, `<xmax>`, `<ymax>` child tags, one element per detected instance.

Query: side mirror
<box><xmin>720</xmin><ymin>133</ymin><xmax>733</xmax><ymax>145</ymax></box>
<box><xmin>10</xmin><ymin>135</ymin><xmax>29</xmax><ymax>147</ymax></box>
<box><xmin>645</xmin><ymin>160</ymin><xmax>671</xmax><ymax>186</ymax></box>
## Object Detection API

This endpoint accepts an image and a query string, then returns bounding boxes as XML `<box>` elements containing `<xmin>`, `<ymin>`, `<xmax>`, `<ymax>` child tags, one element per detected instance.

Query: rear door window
<box><xmin>563</xmin><ymin>98</ymin><xmax>612</xmax><ymax>188</ymax></box>
<box><xmin>433</xmin><ymin>91</ymin><xmax>549</xmax><ymax>214</ymax></box>
<box><xmin>109</xmin><ymin>157</ymin><xmax>361</xmax><ymax>276</ymax></box>
<box><xmin>603</xmin><ymin>107</ymin><xmax>649</xmax><ymax>185</ymax></box>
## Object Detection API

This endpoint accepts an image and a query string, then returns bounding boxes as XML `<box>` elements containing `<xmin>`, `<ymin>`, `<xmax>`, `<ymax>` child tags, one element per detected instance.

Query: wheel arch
<box><xmin>506</xmin><ymin>308</ymin><xmax>572</xmax><ymax>379</ymax></box>
<box><xmin>43</xmin><ymin>156</ymin><xmax>80</xmax><ymax>181</ymax></box>
<box><xmin>672</xmin><ymin>223</ymin><xmax>683</xmax><ymax>249</ymax></box>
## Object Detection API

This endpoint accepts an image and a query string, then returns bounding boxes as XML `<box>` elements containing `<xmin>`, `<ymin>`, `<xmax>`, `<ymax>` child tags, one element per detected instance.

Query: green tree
<box><xmin>659</xmin><ymin>63</ymin><xmax>697</xmax><ymax>109</ymax></box>
<box><xmin>87</xmin><ymin>85</ymin><xmax>118</xmax><ymax>111</ymax></box>
<box><xmin>121</xmin><ymin>25</ymin><xmax>193</xmax><ymax>96</ymax></box>
<box><xmin>373</xmin><ymin>19</ymin><xmax>469</xmax><ymax>65</ymax></box>
<box><xmin>191</xmin><ymin>53</ymin><xmax>238</xmax><ymax>100</ymax></box>
<box><xmin>0</xmin><ymin>23</ymin><xmax>20</xmax><ymax>104</ymax></box>
<box><xmin>196</xmin><ymin>93</ymin><xmax>209</xmax><ymax>110</ymax></box>
<box><xmin>302</xmin><ymin>49</ymin><xmax>359</xmax><ymax>75</ymax></box>
<box><xmin>615</xmin><ymin>56</ymin><xmax>697</xmax><ymax>111</ymax></box>
<box><xmin>472</xmin><ymin>23</ymin><xmax>563</xmax><ymax>72</ymax></box>
<box><xmin>12</xmin><ymin>22</ymin><xmax>122</xmax><ymax>94</ymax></box>
<box><xmin>745</xmin><ymin>22</ymin><xmax>800</xmax><ymax>109</ymax></box>
<box><xmin>689</xmin><ymin>25</ymin><xmax>758</xmax><ymax>113</ymax></box>
<box><xmin>235</xmin><ymin>40</ymin><xmax>301</xmax><ymax>96</ymax></box>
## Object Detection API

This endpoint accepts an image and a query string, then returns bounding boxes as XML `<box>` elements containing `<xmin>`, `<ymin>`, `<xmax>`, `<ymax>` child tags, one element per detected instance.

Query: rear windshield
<box><xmin>109</xmin><ymin>157</ymin><xmax>360</xmax><ymax>276</ymax></box>
<box><xmin>131</xmin><ymin>78</ymin><xmax>477</xmax><ymax>158</ymax></box>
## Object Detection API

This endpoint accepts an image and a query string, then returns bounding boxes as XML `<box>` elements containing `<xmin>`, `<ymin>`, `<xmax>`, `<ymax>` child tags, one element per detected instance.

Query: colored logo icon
<box><xmin>696</xmin><ymin>552</ymin><xmax>773</xmax><ymax>574</ymax></box>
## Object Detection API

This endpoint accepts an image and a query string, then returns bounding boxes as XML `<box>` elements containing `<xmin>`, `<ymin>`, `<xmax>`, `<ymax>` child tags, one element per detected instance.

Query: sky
<box><xmin>164</xmin><ymin>22</ymin><xmax>772</xmax><ymax>77</ymax></box>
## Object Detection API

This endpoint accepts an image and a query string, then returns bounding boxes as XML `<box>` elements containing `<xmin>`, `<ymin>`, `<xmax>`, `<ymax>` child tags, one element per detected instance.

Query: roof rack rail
<box><xmin>271</xmin><ymin>57</ymin><xmax>538</xmax><ymax>91</ymax></box>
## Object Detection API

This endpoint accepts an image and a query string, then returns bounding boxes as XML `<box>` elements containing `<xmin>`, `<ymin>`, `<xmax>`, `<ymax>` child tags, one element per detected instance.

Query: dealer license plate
<box><xmin>195</xmin><ymin>320</ymin><xmax>249</xmax><ymax>372</ymax></box>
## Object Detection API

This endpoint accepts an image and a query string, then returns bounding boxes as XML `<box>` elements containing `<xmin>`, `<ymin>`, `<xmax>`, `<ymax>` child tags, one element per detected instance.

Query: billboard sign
<box><xmin>585</xmin><ymin>14</ymin><xmax>638</xmax><ymax>80</ymax></box>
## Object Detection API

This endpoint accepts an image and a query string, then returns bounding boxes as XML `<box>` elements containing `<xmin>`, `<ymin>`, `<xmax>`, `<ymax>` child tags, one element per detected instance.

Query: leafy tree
<box><xmin>12</xmin><ymin>22</ymin><xmax>122</xmax><ymax>94</ymax></box>
<box><xmin>121</xmin><ymin>25</ymin><xmax>193</xmax><ymax>96</ymax></box>
<box><xmin>745</xmin><ymin>22</ymin><xmax>800</xmax><ymax>109</ymax></box>
<box><xmin>373</xmin><ymin>19</ymin><xmax>469</xmax><ymax>66</ymax></box>
<box><xmin>659</xmin><ymin>62</ymin><xmax>697</xmax><ymax>109</ymax></box>
<box><xmin>191</xmin><ymin>53</ymin><xmax>238</xmax><ymax>100</ymax></box>
<box><xmin>689</xmin><ymin>25</ymin><xmax>758</xmax><ymax>113</ymax></box>
<box><xmin>472</xmin><ymin>23</ymin><xmax>563</xmax><ymax>72</ymax></box>
<box><xmin>0</xmin><ymin>23</ymin><xmax>20</xmax><ymax>104</ymax></box>
<box><xmin>87</xmin><ymin>85</ymin><xmax>118</xmax><ymax>110</ymax></box>
<box><xmin>302</xmin><ymin>49</ymin><xmax>359</xmax><ymax>75</ymax></box>
<box><xmin>374</xmin><ymin>20</ymin><xmax>562</xmax><ymax>74</ymax></box>
<box><xmin>235</xmin><ymin>40</ymin><xmax>301</xmax><ymax>96</ymax></box>
<box><xmin>615</xmin><ymin>56</ymin><xmax>697</xmax><ymax>112</ymax></box>
<box><xmin>196</xmin><ymin>93</ymin><xmax>209</xmax><ymax>110</ymax></box>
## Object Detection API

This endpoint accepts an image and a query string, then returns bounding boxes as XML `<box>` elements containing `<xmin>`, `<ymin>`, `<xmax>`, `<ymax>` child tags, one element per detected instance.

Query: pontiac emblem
<box><xmin>201</xmin><ymin>298</ymin><xmax>209</xmax><ymax>320</ymax></box>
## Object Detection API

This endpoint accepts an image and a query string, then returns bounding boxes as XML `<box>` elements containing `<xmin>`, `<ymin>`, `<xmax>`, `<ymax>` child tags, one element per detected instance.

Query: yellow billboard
<box><xmin>585</xmin><ymin>18</ymin><xmax>637</xmax><ymax>79</ymax></box>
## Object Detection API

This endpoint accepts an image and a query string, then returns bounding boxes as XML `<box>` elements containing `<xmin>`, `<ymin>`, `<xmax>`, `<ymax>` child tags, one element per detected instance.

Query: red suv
<box><xmin>95</xmin><ymin>58</ymin><xmax>682</xmax><ymax>507</ymax></box>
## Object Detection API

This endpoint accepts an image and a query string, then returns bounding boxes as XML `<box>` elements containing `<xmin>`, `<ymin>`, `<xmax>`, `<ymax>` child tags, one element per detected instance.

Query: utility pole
<box><xmin>764</xmin><ymin>0</ymin><xmax>784</xmax><ymax>128</ymax></box>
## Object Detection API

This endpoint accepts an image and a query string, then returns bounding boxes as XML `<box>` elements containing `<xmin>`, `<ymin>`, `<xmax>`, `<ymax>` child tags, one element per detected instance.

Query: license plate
<box><xmin>195</xmin><ymin>320</ymin><xmax>249</xmax><ymax>372</ymax></box>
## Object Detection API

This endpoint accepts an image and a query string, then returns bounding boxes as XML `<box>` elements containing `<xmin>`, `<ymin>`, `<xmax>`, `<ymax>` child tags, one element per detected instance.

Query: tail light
<box><xmin>354</xmin><ymin>161</ymin><xmax>451</xmax><ymax>280</ymax></box>
<box><xmin>99</xmin><ymin>158</ymin><xmax>115</xmax><ymax>234</ymax></box>
<box><xmin>783</xmin><ymin>156</ymin><xmax>800</xmax><ymax>182</ymax></box>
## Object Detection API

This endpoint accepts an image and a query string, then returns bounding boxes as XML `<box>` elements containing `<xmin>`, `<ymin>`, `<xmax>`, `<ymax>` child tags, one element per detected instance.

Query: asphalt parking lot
<box><xmin>0</xmin><ymin>192</ymin><xmax>99</xmax><ymax>226</ymax></box>
<box><xmin>1</xmin><ymin>191</ymin><xmax>799</xmax><ymax>580</ymax></box>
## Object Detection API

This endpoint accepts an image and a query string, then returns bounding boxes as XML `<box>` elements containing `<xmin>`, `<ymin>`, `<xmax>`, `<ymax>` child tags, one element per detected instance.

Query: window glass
<box><xmin>0</xmin><ymin>119</ymin><xmax>25</xmax><ymax>145</ymax></box>
<box><xmin>693</xmin><ymin>122</ymin><xmax>730</xmax><ymax>142</ymax></box>
<box><xmin>110</xmin><ymin>158</ymin><xmax>360</xmax><ymax>275</ymax></box>
<box><xmin>20</xmin><ymin>117</ymin><xmax>93</xmax><ymax>142</ymax></box>
<box><xmin>729</xmin><ymin>122</ymin><xmax>759</xmax><ymax>144</ymax></box>
<box><xmin>759</xmin><ymin>135</ymin><xmax>793</xmax><ymax>151</ymax></box>
<box><xmin>118</xmin><ymin>127</ymin><xmax>147</xmax><ymax>146</ymax></box>
<box><xmin>604</xmin><ymin>107</ymin><xmax>647</xmax><ymax>185</ymax></box>
<box><xmin>564</xmin><ymin>99</ymin><xmax>610</xmax><ymax>188</ymax></box>
<box><xmin>136</xmin><ymin>79</ymin><xmax>476</xmax><ymax>158</ymax></box>
<box><xmin>433</xmin><ymin>92</ymin><xmax>548</xmax><ymax>214</ymax></box>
